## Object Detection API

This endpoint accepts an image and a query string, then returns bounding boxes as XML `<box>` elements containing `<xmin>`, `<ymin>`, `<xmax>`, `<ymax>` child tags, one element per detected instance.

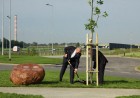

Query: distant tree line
<box><xmin>0</xmin><ymin>38</ymin><xmax>83</xmax><ymax>49</ymax></box>
<box><xmin>0</xmin><ymin>38</ymin><xmax>28</xmax><ymax>48</ymax></box>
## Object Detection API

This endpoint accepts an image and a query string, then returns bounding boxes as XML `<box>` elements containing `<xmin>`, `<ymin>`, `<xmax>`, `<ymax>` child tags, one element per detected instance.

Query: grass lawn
<box><xmin>0</xmin><ymin>70</ymin><xmax>140</xmax><ymax>88</ymax></box>
<box><xmin>116</xmin><ymin>95</ymin><xmax>140</xmax><ymax>98</ymax></box>
<box><xmin>137</xmin><ymin>66</ymin><xmax>140</xmax><ymax>70</ymax></box>
<box><xmin>125</xmin><ymin>52</ymin><xmax>140</xmax><ymax>58</ymax></box>
<box><xmin>0</xmin><ymin>55</ymin><xmax>62</xmax><ymax>64</ymax></box>
<box><xmin>0</xmin><ymin>92</ymin><xmax>44</xmax><ymax>98</ymax></box>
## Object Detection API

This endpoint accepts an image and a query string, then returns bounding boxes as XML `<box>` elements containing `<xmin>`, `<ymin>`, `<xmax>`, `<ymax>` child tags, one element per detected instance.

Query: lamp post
<box><xmin>45</xmin><ymin>3</ymin><xmax>54</xmax><ymax>55</ymax></box>
<box><xmin>46</xmin><ymin>3</ymin><xmax>53</xmax><ymax>6</ymax></box>
<box><xmin>1</xmin><ymin>0</ymin><xmax>4</xmax><ymax>55</ymax></box>
<box><xmin>7</xmin><ymin>0</ymin><xmax>11</xmax><ymax>61</ymax></box>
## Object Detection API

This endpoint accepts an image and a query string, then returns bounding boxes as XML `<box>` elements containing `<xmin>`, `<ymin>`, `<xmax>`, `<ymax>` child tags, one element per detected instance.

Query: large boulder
<box><xmin>10</xmin><ymin>63</ymin><xmax>45</xmax><ymax>85</ymax></box>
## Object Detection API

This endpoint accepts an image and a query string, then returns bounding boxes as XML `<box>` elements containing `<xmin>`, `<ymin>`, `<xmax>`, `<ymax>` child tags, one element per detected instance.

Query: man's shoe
<box><xmin>59</xmin><ymin>79</ymin><xmax>62</xmax><ymax>82</ymax></box>
<box><xmin>70</xmin><ymin>81</ymin><xmax>74</xmax><ymax>84</ymax></box>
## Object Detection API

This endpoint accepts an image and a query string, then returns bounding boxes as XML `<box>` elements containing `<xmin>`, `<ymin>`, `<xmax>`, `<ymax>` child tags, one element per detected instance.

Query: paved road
<box><xmin>0</xmin><ymin>56</ymin><xmax>140</xmax><ymax>79</ymax></box>
<box><xmin>0</xmin><ymin>87</ymin><xmax>140</xmax><ymax>98</ymax></box>
<box><xmin>105</xmin><ymin>56</ymin><xmax>140</xmax><ymax>79</ymax></box>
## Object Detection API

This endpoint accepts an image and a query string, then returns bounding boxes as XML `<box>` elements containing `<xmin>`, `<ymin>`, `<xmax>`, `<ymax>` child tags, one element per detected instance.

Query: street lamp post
<box><xmin>7</xmin><ymin>0</ymin><xmax>12</xmax><ymax>61</ymax></box>
<box><xmin>45</xmin><ymin>3</ymin><xmax>54</xmax><ymax>55</ymax></box>
<box><xmin>46</xmin><ymin>4</ymin><xmax>53</xmax><ymax>6</ymax></box>
<box><xmin>9</xmin><ymin>0</ymin><xmax>11</xmax><ymax>61</ymax></box>
<box><xmin>1</xmin><ymin>0</ymin><xmax>4</xmax><ymax>55</ymax></box>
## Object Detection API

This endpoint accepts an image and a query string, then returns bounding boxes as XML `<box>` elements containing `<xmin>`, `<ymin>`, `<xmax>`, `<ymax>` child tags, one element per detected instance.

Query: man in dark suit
<box><xmin>92</xmin><ymin>49</ymin><xmax>108</xmax><ymax>84</ymax></box>
<box><xmin>59</xmin><ymin>46</ymin><xmax>81</xmax><ymax>84</ymax></box>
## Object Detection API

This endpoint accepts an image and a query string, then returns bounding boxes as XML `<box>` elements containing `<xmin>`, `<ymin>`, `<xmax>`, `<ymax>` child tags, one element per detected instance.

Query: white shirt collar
<box><xmin>71</xmin><ymin>50</ymin><xmax>76</xmax><ymax>58</ymax></box>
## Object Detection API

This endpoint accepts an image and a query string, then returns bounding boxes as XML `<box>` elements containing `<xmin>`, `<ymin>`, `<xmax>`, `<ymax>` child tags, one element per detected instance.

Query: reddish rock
<box><xmin>10</xmin><ymin>64</ymin><xmax>45</xmax><ymax>85</ymax></box>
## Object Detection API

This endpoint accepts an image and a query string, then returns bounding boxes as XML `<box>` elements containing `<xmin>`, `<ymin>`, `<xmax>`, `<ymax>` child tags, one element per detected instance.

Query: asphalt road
<box><xmin>0</xmin><ymin>56</ymin><xmax>140</xmax><ymax>79</ymax></box>
<box><xmin>105</xmin><ymin>57</ymin><xmax>140</xmax><ymax>79</ymax></box>
<box><xmin>79</xmin><ymin>56</ymin><xmax>140</xmax><ymax>79</ymax></box>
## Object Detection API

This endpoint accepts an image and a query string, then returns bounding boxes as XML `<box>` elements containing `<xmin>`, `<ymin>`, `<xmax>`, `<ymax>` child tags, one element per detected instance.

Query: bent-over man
<box><xmin>92</xmin><ymin>49</ymin><xmax>108</xmax><ymax>84</ymax></box>
<box><xmin>59</xmin><ymin>46</ymin><xmax>81</xmax><ymax>84</ymax></box>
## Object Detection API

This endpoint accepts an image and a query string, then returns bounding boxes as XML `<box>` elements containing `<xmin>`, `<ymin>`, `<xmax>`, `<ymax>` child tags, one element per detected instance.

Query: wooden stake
<box><xmin>86</xmin><ymin>34</ymin><xmax>89</xmax><ymax>85</ymax></box>
<box><xmin>96</xmin><ymin>33</ymin><xmax>99</xmax><ymax>86</ymax></box>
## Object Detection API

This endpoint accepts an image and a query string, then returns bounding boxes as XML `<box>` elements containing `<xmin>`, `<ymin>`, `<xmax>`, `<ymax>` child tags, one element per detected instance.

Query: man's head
<box><xmin>76</xmin><ymin>47</ymin><xmax>81</xmax><ymax>54</ymax></box>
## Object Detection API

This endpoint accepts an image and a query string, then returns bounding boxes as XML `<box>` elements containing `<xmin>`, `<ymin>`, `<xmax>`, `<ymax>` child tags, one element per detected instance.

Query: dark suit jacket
<box><xmin>64</xmin><ymin>46</ymin><xmax>81</xmax><ymax>68</ymax></box>
<box><xmin>92</xmin><ymin>49</ymin><xmax>108</xmax><ymax>69</ymax></box>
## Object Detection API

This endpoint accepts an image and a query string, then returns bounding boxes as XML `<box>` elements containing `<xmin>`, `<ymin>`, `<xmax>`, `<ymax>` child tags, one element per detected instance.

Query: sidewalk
<box><xmin>0</xmin><ymin>87</ymin><xmax>140</xmax><ymax>98</ymax></box>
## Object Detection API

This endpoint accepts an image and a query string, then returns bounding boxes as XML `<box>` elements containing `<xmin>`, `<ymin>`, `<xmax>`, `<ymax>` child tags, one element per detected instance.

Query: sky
<box><xmin>0</xmin><ymin>0</ymin><xmax>140</xmax><ymax>44</ymax></box>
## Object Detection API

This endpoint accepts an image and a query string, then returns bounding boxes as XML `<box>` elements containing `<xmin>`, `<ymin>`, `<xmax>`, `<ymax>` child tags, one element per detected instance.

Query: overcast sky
<box><xmin>0</xmin><ymin>0</ymin><xmax>140</xmax><ymax>44</ymax></box>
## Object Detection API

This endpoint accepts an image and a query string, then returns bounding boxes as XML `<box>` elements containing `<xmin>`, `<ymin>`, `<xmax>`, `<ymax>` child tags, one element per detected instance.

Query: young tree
<box><xmin>85</xmin><ymin>0</ymin><xmax>108</xmax><ymax>85</ymax></box>
<box><xmin>85</xmin><ymin>0</ymin><xmax>108</xmax><ymax>38</ymax></box>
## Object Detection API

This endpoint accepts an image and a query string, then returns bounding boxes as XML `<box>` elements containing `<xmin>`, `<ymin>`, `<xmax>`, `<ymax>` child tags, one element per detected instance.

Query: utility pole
<box><xmin>1</xmin><ymin>0</ymin><xmax>4</xmax><ymax>55</ymax></box>
<box><xmin>46</xmin><ymin>3</ymin><xmax>54</xmax><ymax>55</ymax></box>
<box><xmin>7</xmin><ymin>0</ymin><xmax>12</xmax><ymax>61</ymax></box>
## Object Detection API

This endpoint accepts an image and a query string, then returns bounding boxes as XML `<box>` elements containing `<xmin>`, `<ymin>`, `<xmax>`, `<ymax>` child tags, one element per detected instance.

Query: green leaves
<box><xmin>88</xmin><ymin>0</ymin><xmax>104</xmax><ymax>6</ymax></box>
<box><xmin>95</xmin><ymin>7</ymin><xmax>101</xmax><ymax>15</ymax></box>
<box><xmin>103</xmin><ymin>11</ymin><xmax>108</xmax><ymax>17</ymax></box>
<box><xmin>85</xmin><ymin>0</ymin><xmax>108</xmax><ymax>33</ymax></box>
<box><xmin>85</xmin><ymin>19</ymin><xmax>97</xmax><ymax>33</ymax></box>
<box><xmin>88</xmin><ymin>0</ymin><xmax>92</xmax><ymax>6</ymax></box>
<box><xmin>97</xmin><ymin>0</ymin><xmax>104</xmax><ymax>5</ymax></box>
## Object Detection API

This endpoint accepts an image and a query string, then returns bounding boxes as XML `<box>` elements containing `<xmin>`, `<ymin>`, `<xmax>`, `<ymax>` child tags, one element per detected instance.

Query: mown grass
<box><xmin>116</xmin><ymin>95</ymin><xmax>140</xmax><ymax>98</ymax></box>
<box><xmin>0</xmin><ymin>92</ymin><xmax>44</xmax><ymax>98</ymax></box>
<box><xmin>0</xmin><ymin>70</ymin><xmax>140</xmax><ymax>88</ymax></box>
<box><xmin>0</xmin><ymin>55</ymin><xmax>62</xmax><ymax>64</ymax></box>
<box><xmin>125</xmin><ymin>52</ymin><xmax>140</xmax><ymax>58</ymax></box>
<box><xmin>101</xmin><ymin>49</ymin><xmax>140</xmax><ymax>58</ymax></box>
<box><xmin>137</xmin><ymin>66</ymin><xmax>140</xmax><ymax>70</ymax></box>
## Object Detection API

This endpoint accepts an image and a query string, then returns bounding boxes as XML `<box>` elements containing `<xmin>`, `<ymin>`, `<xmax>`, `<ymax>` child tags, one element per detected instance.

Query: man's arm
<box><xmin>74</xmin><ymin>53</ymin><xmax>81</xmax><ymax>73</ymax></box>
<box><xmin>64</xmin><ymin>47</ymin><xmax>71</xmax><ymax>59</ymax></box>
<box><xmin>64</xmin><ymin>46</ymin><xmax>75</xmax><ymax>59</ymax></box>
<box><xmin>64</xmin><ymin>47</ymin><xmax>69</xmax><ymax>54</ymax></box>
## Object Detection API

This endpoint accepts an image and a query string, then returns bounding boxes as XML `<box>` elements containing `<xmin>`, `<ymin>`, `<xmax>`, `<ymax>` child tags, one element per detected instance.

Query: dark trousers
<box><xmin>59</xmin><ymin>57</ymin><xmax>75</xmax><ymax>84</ymax></box>
<box><xmin>93</xmin><ymin>62</ymin><xmax>106</xmax><ymax>84</ymax></box>
<box><xmin>98</xmin><ymin>63</ymin><xmax>106</xmax><ymax>84</ymax></box>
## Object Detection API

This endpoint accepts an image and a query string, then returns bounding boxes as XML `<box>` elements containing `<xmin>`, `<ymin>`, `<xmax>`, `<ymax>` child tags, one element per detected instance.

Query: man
<box><xmin>59</xmin><ymin>46</ymin><xmax>81</xmax><ymax>84</ymax></box>
<box><xmin>92</xmin><ymin>49</ymin><xmax>108</xmax><ymax>84</ymax></box>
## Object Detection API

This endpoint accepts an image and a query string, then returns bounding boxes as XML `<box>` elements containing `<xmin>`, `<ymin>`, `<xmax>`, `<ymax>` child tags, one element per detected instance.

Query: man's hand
<box><xmin>64</xmin><ymin>54</ymin><xmax>67</xmax><ymax>57</ymax></box>
<box><xmin>74</xmin><ymin>68</ymin><xmax>78</xmax><ymax>74</ymax></box>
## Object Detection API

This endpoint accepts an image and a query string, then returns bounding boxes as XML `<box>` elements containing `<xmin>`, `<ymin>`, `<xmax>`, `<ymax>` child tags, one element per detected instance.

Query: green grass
<box><xmin>0</xmin><ymin>92</ymin><xmax>44</xmax><ymax>98</ymax></box>
<box><xmin>125</xmin><ymin>52</ymin><xmax>140</xmax><ymax>58</ymax></box>
<box><xmin>101</xmin><ymin>49</ymin><xmax>140</xmax><ymax>58</ymax></box>
<box><xmin>0</xmin><ymin>70</ymin><xmax>140</xmax><ymax>88</ymax></box>
<box><xmin>116</xmin><ymin>95</ymin><xmax>140</xmax><ymax>98</ymax></box>
<box><xmin>0</xmin><ymin>55</ymin><xmax>62</xmax><ymax>64</ymax></box>
<box><xmin>137</xmin><ymin>66</ymin><xmax>140</xmax><ymax>70</ymax></box>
